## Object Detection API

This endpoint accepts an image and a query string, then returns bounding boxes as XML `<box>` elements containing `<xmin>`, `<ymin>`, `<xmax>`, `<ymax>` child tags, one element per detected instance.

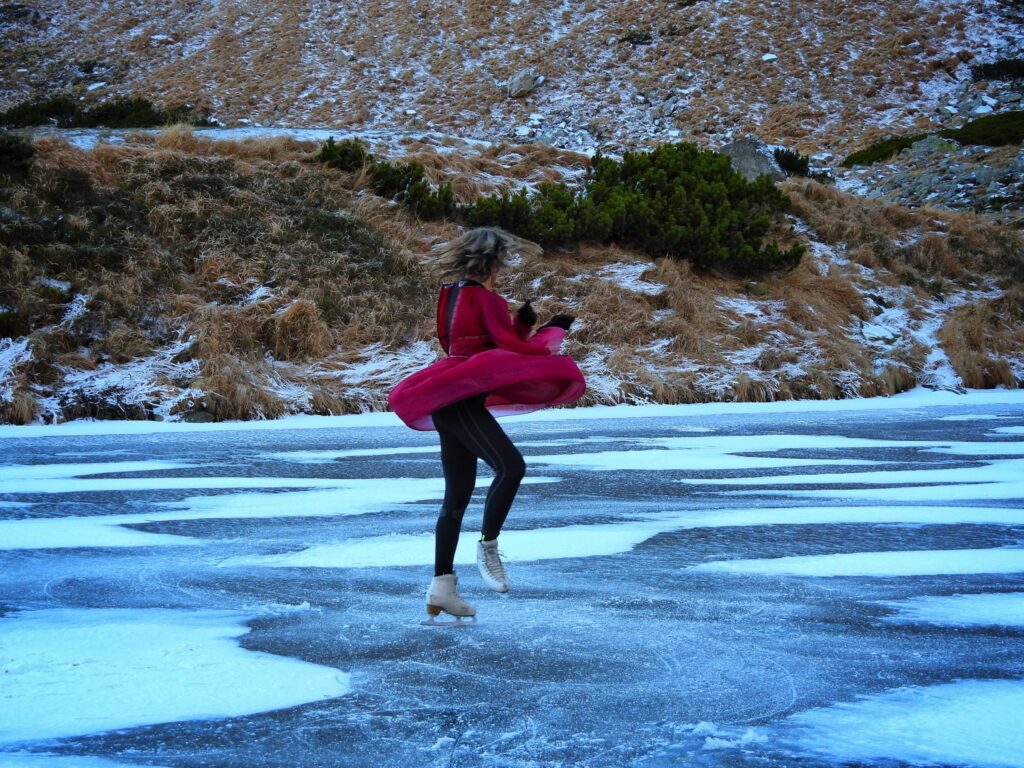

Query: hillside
<box><xmin>2</xmin><ymin>0</ymin><xmax>1022</xmax><ymax>156</ymax></box>
<box><xmin>1</xmin><ymin>129</ymin><xmax>1022</xmax><ymax>424</ymax></box>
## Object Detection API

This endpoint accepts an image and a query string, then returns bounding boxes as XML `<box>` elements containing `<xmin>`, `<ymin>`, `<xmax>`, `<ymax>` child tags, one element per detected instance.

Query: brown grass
<box><xmin>939</xmin><ymin>288</ymin><xmax>1024</xmax><ymax>388</ymax></box>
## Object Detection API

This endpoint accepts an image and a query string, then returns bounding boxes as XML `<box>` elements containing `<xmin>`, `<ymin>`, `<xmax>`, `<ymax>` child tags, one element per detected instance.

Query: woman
<box><xmin>388</xmin><ymin>227</ymin><xmax>586</xmax><ymax>625</ymax></box>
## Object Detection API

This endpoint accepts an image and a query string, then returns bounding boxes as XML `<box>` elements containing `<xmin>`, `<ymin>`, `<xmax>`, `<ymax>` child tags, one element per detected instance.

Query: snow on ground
<box><xmin>0</xmin><ymin>338</ymin><xmax>31</xmax><ymax>403</ymax></box>
<box><xmin>2</xmin><ymin>387</ymin><xmax>1022</xmax><ymax>439</ymax></box>
<box><xmin>0</xmin><ymin>608</ymin><xmax>350</xmax><ymax>745</ymax></box>
<box><xmin>880</xmin><ymin>593</ymin><xmax>1024</xmax><ymax>628</ymax></box>
<box><xmin>782</xmin><ymin>679</ymin><xmax>1024</xmax><ymax>768</ymax></box>
<box><xmin>693</xmin><ymin>548</ymin><xmax>1024</xmax><ymax>578</ymax></box>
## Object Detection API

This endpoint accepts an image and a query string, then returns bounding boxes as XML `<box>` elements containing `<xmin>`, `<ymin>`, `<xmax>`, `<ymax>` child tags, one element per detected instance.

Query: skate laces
<box><xmin>482</xmin><ymin>541</ymin><xmax>506</xmax><ymax>580</ymax></box>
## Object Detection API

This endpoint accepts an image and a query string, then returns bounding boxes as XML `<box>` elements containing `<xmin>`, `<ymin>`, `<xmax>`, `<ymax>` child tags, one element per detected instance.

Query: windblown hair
<box><xmin>429</xmin><ymin>227</ymin><xmax>543</xmax><ymax>280</ymax></box>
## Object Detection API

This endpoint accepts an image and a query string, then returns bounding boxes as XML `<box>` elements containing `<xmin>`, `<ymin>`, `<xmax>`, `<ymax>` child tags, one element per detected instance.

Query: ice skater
<box><xmin>388</xmin><ymin>227</ymin><xmax>586</xmax><ymax>625</ymax></box>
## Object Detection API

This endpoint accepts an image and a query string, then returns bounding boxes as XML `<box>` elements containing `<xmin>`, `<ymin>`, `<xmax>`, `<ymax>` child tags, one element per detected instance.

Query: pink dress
<box><xmin>388</xmin><ymin>282</ymin><xmax>587</xmax><ymax>430</ymax></box>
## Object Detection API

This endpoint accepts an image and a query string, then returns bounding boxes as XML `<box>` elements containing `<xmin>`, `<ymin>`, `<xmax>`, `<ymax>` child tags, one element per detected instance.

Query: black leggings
<box><xmin>431</xmin><ymin>394</ymin><xmax>526</xmax><ymax>577</ymax></box>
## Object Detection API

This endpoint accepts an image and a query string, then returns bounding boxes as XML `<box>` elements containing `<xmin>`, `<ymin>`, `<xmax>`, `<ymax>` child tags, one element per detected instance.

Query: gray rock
<box><xmin>662</xmin><ymin>95</ymin><xmax>679</xmax><ymax>116</ymax></box>
<box><xmin>910</xmin><ymin>135</ymin><xmax>959</xmax><ymax>158</ymax></box>
<box><xmin>506</xmin><ymin>68</ymin><xmax>543</xmax><ymax>98</ymax></box>
<box><xmin>975</xmin><ymin>166</ymin><xmax>997</xmax><ymax>186</ymax></box>
<box><xmin>718</xmin><ymin>137</ymin><xmax>785</xmax><ymax>182</ymax></box>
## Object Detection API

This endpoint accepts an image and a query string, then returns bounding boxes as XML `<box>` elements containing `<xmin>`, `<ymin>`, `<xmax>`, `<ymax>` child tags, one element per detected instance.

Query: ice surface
<box><xmin>0</xmin><ymin>608</ymin><xmax>350</xmax><ymax>745</ymax></box>
<box><xmin>783</xmin><ymin>679</ymin><xmax>1024</xmax><ymax>768</ymax></box>
<box><xmin>681</xmin><ymin>456</ymin><xmax>1024</xmax><ymax>501</ymax></box>
<box><xmin>880</xmin><ymin>593</ymin><xmax>1024</xmax><ymax>628</ymax></box>
<box><xmin>693</xmin><ymin>548</ymin><xmax>1024</xmax><ymax>577</ymax></box>
<box><xmin>0</xmin><ymin>756</ymin><xmax>171</xmax><ymax>768</ymax></box>
<box><xmin>2</xmin><ymin>396</ymin><xmax>1024</xmax><ymax>766</ymax></box>
<box><xmin>222</xmin><ymin>506</ymin><xmax>1024</xmax><ymax>570</ymax></box>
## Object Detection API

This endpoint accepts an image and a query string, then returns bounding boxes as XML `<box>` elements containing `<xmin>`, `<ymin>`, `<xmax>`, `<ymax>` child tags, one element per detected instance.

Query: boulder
<box><xmin>506</xmin><ymin>68</ymin><xmax>543</xmax><ymax>98</ymax></box>
<box><xmin>910</xmin><ymin>135</ymin><xmax>959</xmax><ymax>158</ymax></box>
<box><xmin>718</xmin><ymin>137</ymin><xmax>784</xmax><ymax>182</ymax></box>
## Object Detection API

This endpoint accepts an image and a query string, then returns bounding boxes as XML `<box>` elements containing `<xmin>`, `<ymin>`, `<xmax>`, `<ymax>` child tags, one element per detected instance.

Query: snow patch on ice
<box><xmin>783</xmin><ymin>679</ymin><xmax>1024</xmax><ymax>768</ymax></box>
<box><xmin>0</xmin><ymin>608</ymin><xmax>350</xmax><ymax>745</ymax></box>
<box><xmin>693</xmin><ymin>548</ymin><xmax>1024</xmax><ymax>578</ymax></box>
<box><xmin>879</xmin><ymin>593</ymin><xmax>1024</xmax><ymax>628</ymax></box>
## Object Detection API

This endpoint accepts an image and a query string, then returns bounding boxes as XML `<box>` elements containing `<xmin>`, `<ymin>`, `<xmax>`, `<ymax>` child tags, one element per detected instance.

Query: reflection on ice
<box><xmin>0</xmin><ymin>609</ymin><xmax>350</xmax><ymax>745</ymax></box>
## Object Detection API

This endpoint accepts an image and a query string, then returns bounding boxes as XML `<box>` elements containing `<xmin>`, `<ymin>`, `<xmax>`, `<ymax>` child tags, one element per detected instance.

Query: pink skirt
<box><xmin>388</xmin><ymin>328</ymin><xmax>587</xmax><ymax>430</ymax></box>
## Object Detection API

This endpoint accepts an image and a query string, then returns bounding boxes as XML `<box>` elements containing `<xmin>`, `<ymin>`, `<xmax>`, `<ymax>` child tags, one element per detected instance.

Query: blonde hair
<box><xmin>429</xmin><ymin>227</ymin><xmax>543</xmax><ymax>281</ymax></box>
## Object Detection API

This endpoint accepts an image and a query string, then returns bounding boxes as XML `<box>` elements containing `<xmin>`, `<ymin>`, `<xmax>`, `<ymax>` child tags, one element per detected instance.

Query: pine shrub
<box><xmin>462</xmin><ymin>142</ymin><xmax>804</xmax><ymax>274</ymax></box>
<box><xmin>0</xmin><ymin>132</ymin><xmax>36</xmax><ymax>177</ymax></box>
<box><xmin>843</xmin><ymin>111</ymin><xmax>1024</xmax><ymax>167</ymax></box>
<box><xmin>774</xmin><ymin>148</ymin><xmax>810</xmax><ymax>177</ymax></box>
<box><xmin>972</xmin><ymin>59</ymin><xmax>1024</xmax><ymax>81</ymax></box>
<box><xmin>0</xmin><ymin>95</ymin><xmax>214</xmax><ymax>129</ymax></box>
<box><xmin>318</xmin><ymin>137</ymin><xmax>371</xmax><ymax>171</ymax></box>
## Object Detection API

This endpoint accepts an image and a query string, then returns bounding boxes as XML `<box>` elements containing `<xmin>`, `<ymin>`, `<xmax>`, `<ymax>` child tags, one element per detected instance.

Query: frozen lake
<box><xmin>1</xmin><ymin>391</ymin><xmax>1023</xmax><ymax>768</ymax></box>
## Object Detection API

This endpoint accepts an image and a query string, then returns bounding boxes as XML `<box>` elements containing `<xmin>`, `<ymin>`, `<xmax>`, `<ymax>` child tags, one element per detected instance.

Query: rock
<box><xmin>910</xmin><ymin>135</ymin><xmax>959</xmax><ymax>157</ymax></box>
<box><xmin>661</xmin><ymin>95</ymin><xmax>679</xmax><ymax>116</ymax></box>
<box><xmin>973</xmin><ymin>104</ymin><xmax>994</xmax><ymax>115</ymax></box>
<box><xmin>745</xmin><ymin>281</ymin><xmax>771</xmax><ymax>297</ymax></box>
<box><xmin>1000</xmin><ymin>92</ymin><xmax>1022</xmax><ymax>103</ymax></box>
<box><xmin>761</xmin><ymin>53</ymin><xmax>778</xmax><ymax>62</ymax></box>
<box><xmin>718</xmin><ymin>137</ymin><xmax>785</xmax><ymax>182</ymax></box>
<box><xmin>981</xmin><ymin>94</ymin><xmax>998</xmax><ymax>107</ymax></box>
<box><xmin>506</xmin><ymin>68</ymin><xmax>543</xmax><ymax>98</ymax></box>
<box><xmin>514</xmin><ymin>125</ymin><xmax>533</xmax><ymax>138</ymax></box>
<box><xmin>975</xmin><ymin>166</ymin><xmax>997</xmax><ymax>186</ymax></box>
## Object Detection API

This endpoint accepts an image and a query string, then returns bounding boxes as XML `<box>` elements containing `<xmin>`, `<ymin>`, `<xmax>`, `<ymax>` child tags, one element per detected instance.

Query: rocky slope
<box><xmin>2</xmin><ymin>0</ymin><xmax>1022</xmax><ymax>157</ymax></box>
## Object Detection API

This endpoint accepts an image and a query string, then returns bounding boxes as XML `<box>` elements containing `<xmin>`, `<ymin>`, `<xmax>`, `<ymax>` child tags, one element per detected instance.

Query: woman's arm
<box><xmin>480</xmin><ymin>293</ymin><xmax>552</xmax><ymax>355</ymax></box>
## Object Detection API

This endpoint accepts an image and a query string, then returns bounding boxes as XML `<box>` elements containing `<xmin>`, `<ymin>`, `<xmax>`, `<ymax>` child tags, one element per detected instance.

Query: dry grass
<box><xmin>3</xmin><ymin>135</ymin><xmax>1023</xmax><ymax>423</ymax></box>
<box><xmin>939</xmin><ymin>287</ymin><xmax>1024</xmax><ymax>388</ymax></box>
<box><xmin>7</xmin><ymin>0</ymin><xmax>1008</xmax><ymax>153</ymax></box>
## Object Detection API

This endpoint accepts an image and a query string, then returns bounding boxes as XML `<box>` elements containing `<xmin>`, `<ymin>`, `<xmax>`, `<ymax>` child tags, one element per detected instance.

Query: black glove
<box><xmin>516</xmin><ymin>299</ymin><xmax>537</xmax><ymax>327</ymax></box>
<box><xmin>540</xmin><ymin>313</ymin><xmax>575</xmax><ymax>331</ymax></box>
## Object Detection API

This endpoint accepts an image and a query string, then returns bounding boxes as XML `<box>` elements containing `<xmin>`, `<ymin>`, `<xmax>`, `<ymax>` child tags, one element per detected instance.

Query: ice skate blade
<box><xmin>420</xmin><ymin>614</ymin><xmax>477</xmax><ymax>628</ymax></box>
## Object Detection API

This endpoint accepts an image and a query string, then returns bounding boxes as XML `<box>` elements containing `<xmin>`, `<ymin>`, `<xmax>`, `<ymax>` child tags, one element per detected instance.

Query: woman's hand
<box><xmin>540</xmin><ymin>313</ymin><xmax>575</xmax><ymax>331</ymax></box>
<box><xmin>516</xmin><ymin>299</ymin><xmax>537</xmax><ymax>327</ymax></box>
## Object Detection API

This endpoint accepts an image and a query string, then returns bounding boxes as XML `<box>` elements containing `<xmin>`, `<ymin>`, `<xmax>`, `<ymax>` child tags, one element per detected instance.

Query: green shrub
<box><xmin>972</xmin><ymin>59</ymin><xmax>1024</xmax><ymax>81</ymax></box>
<box><xmin>945</xmin><ymin>110</ymin><xmax>1024</xmax><ymax>146</ymax></box>
<box><xmin>317</xmin><ymin>138</ymin><xmax>455</xmax><ymax>221</ymax></box>
<box><xmin>0</xmin><ymin>95</ymin><xmax>79</xmax><ymax>128</ymax></box>
<box><xmin>463</xmin><ymin>143</ymin><xmax>803</xmax><ymax>274</ymax></box>
<box><xmin>318</xmin><ymin>137</ymin><xmax>370</xmax><ymax>171</ymax></box>
<box><xmin>842</xmin><ymin>134</ymin><xmax>925</xmax><ymax>167</ymax></box>
<box><xmin>0</xmin><ymin>95</ymin><xmax>215</xmax><ymax>129</ymax></box>
<box><xmin>843</xmin><ymin>111</ymin><xmax>1024</xmax><ymax>167</ymax></box>
<box><xmin>0</xmin><ymin>132</ymin><xmax>36</xmax><ymax>177</ymax></box>
<box><xmin>774</xmin><ymin>147</ymin><xmax>810</xmax><ymax>177</ymax></box>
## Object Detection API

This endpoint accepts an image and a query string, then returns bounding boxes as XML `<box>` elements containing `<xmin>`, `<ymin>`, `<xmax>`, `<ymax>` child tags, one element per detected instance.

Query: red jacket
<box><xmin>388</xmin><ymin>282</ymin><xmax>587</xmax><ymax>430</ymax></box>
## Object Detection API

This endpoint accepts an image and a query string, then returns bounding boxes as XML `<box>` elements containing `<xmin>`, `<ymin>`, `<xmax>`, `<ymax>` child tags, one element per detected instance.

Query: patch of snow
<box><xmin>783</xmin><ymin>679</ymin><xmax>1024</xmax><ymax>768</ymax></box>
<box><xmin>596</xmin><ymin>263</ymin><xmax>664</xmax><ymax>295</ymax></box>
<box><xmin>0</xmin><ymin>608</ymin><xmax>350</xmax><ymax>745</ymax></box>
<box><xmin>879</xmin><ymin>593</ymin><xmax>1024</xmax><ymax>628</ymax></box>
<box><xmin>0</xmin><ymin>338</ymin><xmax>32</xmax><ymax>403</ymax></box>
<box><xmin>693</xmin><ymin>548</ymin><xmax>1024</xmax><ymax>577</ymax></box>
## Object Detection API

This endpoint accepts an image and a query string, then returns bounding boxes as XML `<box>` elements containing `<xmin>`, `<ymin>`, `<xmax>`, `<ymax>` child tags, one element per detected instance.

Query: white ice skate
<box><xmin>422</xmin><ymin>572</ymin><xmax>477</xmax><ymax>627</ymax></box>
<box><xmin>477</xmin><ymin>538</ymin><xmax>509</xmax><ymax>593</ymax></box>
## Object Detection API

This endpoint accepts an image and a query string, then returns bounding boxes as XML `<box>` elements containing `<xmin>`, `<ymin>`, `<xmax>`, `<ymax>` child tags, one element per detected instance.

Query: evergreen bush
<box><xmin>0</xmin><ymin>132</ymin><xmax>36</xmax><ymax>178</ymax></box>
<box><xmin>318</xmin><ymin>138</ymin><xmax>455</xmax><ymax>221</ymax></box>
<box><xmin>0</xmin><ymin>95</ymin><xmax>215</xmax><ymax>129</ymax></box>
<box><xmin>843</xmin><ymin>111</ymin><xmax>1024</xmax><ymax>167</ymax></box>
<box><xmin>318</xmin><ymin>137</ymin><xmax>371</xmax><ymax>171</ymax></box>
<box><xmin>774</xmin><ymin>148</ymin><xmax>810</xmax><ymax>177</ymax></box>
<box><xmin>462</xmin><ymin>143</ymin><xmax>804</xmax><ymax>273</ymax></box>
<box><xmin>972</xmin><ymin>59</ymin><xmax>1024</xmax><ymax>81</ymax></box>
